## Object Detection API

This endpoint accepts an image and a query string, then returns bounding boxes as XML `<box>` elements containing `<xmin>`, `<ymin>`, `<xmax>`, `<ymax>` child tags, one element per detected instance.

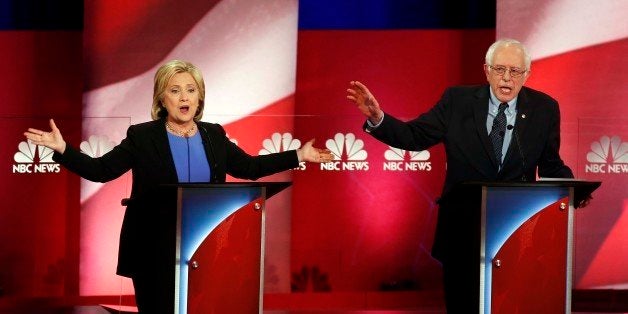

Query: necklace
<box><xmin>166</xmin><ymin>121</ymin><xmax>196</xmax><ymax>138</ymax></box>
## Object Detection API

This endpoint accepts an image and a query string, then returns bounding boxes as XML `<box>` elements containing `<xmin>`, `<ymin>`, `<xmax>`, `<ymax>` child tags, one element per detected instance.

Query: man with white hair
<box><xmin>347</xmin><ymin>38</ymin><xmax>574</xmax><ymax>312</ymax></box>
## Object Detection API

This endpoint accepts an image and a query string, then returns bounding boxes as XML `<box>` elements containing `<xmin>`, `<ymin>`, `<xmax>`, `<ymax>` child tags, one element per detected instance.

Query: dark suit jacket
<box><xmin>53</xmin><ymin>119</ymin><xmax>299</xmax><ymax>277</ymax></box>
<box><xmin>365</xmin><ymin>85</ymin><xmax>573</xmax><ymax>262</ymax></box>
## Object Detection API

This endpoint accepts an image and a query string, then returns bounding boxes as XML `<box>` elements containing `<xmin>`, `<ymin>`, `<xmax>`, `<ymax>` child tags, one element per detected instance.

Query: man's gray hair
<box><xmin>485</xmin><ymin>38</ymin><xmax>532</xmax><ymax>70</ymax></box>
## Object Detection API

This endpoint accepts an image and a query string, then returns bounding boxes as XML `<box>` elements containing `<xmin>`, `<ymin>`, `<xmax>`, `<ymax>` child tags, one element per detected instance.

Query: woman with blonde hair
<box><xmin>25</xmin><ymin>60</ymin><xmax>332</xmax><ymax>313</ymax></box>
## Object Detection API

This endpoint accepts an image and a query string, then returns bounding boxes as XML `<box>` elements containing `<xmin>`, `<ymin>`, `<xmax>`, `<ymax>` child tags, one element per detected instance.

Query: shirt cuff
<box><xmin>365</xmin><ymin>114</ymin><xmax>384</xmax><ymax>133</ymax></box>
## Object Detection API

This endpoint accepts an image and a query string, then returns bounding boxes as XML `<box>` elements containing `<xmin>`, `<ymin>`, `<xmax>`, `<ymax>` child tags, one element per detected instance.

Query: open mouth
<box><xmin>499</xmin><ymin>86</ymin><xmax>512</xmax><ymax>94</ymax></box>
<box><xmin>179</xmin><ymin>105</ymin><xmax>190</xmax><ymax>114</ymax></box>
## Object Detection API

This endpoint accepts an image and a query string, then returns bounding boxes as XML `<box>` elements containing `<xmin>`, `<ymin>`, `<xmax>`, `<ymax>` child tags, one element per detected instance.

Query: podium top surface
<box><xmin>457</xmin><ymin>180</ymin><xmax>601</xmax><ymax>208</ymax></box>
<box><xmin>161</xmin><ymin>182</ymin><xmax>292</xmax><ymax>199</ymax></box>
<box><xmin>460</xmin><ymin>179</ymin><xmax>601</xmax><ymax>189</ymax></box>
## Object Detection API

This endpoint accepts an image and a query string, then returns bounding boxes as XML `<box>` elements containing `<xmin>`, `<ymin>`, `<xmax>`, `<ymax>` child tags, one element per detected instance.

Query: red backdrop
<box><xmin>1</xmin><ymin>0</ymin><xmax>626</xmax><ymax>311</ymax></box>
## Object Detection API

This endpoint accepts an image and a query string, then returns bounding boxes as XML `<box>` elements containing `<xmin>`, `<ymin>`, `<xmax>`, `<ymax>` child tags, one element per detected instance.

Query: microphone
<box><xmin>507</xmin><ymin>124</ymin><xmax>527</xmax><ymax>181</ymax></box>
<box><xmin>198</xmin><ymin>125</ymin><xmax>218</xmax><ymax>182</ymax></box>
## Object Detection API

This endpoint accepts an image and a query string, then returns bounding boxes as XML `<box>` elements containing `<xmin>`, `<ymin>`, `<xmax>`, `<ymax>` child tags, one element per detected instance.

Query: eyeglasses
<box><xmin>489</xmin><ymin>65</ymin><xmax>527</xmax><ymax>78</ymax></box>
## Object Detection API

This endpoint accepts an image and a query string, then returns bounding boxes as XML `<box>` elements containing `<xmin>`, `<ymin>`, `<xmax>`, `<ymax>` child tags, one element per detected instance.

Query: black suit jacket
<box><xmin>53</xmin><ymin>119</ymin><xmax>299</xmax><ymax>277</ymax></box>
<box><xmin>365</xmin><ymin>85</ymin><xmax>573</xmax><ymax>262</ymax></box>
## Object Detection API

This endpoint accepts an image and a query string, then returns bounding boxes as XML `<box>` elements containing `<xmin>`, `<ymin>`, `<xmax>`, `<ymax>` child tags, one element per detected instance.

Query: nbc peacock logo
<box><xmin>321</xmin><ymin>133</ymin><xmax>369</xmax><ymax>171</ymax></box>
<box><xmin>258</xmin><ymin>132</ymin><xmax>305</xmax><ymax>170</ymax></box>
<box><xmin>383</xmin><ymin>146</ymin><xmax>432</xmax><ymax>171</ymax></box>
<box><xmin>12</xmin><ymin>140</ymin><xmax>61</xmax><ymax>173</ymax></box>
<box><xmin>585</xmin><ymin>135</ymin><xmax>628</xmax><ymax>174</ymax></box>
<box><xmin>80</xmin><ymin>135</ymin><xmax>116</xmax><ymax>157</ymax></box>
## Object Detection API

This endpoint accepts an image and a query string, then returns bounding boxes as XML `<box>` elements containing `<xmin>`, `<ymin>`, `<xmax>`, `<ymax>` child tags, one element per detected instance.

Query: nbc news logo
<box><xmin>320</xmin><ymin>133</ymin><xmax>369</xmax><ymax>171</ymax></box>
<box><xmin>80</xmin><ymin>135</ymin><xmax>115</xmax><ymax>158</ymax></box>
<box><xmin>12</xmin><ymin>135</ymin><xmax>116</xmax><ymax>174</ymax></box>
<box><xmin>383</xmin><ymin>146</ymin><xmax>432</xmax><ymax>171</ymax></box>
<box><xmin>258</xmin><ymin>132</ymin><xmax>306</xmax><ymax>170</ymax></box>
<box><xmin>12</xmin><ymin>140</ymin><xmax>60</xmax><ymax>174</ymax></box>
<box><xmin>585</xmin><ymin>136</ymin><xmax>628</xmax><ymax>174</ymax></box>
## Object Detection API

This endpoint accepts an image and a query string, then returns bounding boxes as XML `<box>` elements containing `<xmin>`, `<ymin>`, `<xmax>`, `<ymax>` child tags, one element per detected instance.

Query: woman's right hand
<box><xmin>24</xmin><ymin>119</ymin><xmax>67</xmax><ymax>154</ymax></box>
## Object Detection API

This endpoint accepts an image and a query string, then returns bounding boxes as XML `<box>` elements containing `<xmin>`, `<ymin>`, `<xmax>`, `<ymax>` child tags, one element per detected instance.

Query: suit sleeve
<box><xmin>537</xmin><ymin>102</ymin><xmax>574</xmax><ymax>178</ymax></box>
<box><xmin>226</xmin><ymin>142</ymin><xmax>299</xmax><ymax>180</ymax></box>
<box><xmin>52</xmin><ymin>126</ymin><xmax>136</xmax><ymax>182</ymax></box>
<box><xmin>207</xmin><ymin>125</ymin><xmax>299</xmax><ymax>180</ymax></box>
<box><xmin>366</xmin><ymin>88</ymin><xmax>452</xmax><ymax>151</ymax></box>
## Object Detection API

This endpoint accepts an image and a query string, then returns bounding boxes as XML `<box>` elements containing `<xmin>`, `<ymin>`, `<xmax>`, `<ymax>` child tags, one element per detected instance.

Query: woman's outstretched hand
<box><xmin>24</xmin><ymin>119</ymin><xmax>67</xmax><ymax>154</ymax></box>
<box><xmin>297</xmin><ymin>139</ymin><xmax>334</xmax><ymax>163</ymax></box>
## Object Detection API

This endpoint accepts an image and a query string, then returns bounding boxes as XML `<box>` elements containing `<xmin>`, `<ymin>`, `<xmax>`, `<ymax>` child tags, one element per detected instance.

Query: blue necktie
<box><xmin>489</xmin><ymin>102</ymin><xmax>508</xmax><ymax>166</ymax></box>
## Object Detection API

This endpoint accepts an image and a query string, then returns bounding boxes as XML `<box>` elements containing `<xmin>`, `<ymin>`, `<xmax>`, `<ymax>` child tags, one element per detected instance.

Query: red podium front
<box><xmin>172</xmin><ymin>182</ymin><xmax>290</xmax><ymax>314</ymax></box>
<box><xmin>452</xmin><ymin>180</ymin><xmax>599</xmax><ymax>313</ymax></box>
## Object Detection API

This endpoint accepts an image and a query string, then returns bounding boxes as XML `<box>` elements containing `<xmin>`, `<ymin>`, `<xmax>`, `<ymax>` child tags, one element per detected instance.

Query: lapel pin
<box><xmin>521</xmin><ymin>114</ymin><xmax>526</xmax><ymax>119</ymax></box>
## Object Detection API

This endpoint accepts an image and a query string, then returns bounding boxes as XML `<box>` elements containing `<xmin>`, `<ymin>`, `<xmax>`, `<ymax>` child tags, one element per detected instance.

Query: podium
<box><xmin>452</xmin><ymin>180</ymin><xmax>600</xmax><ymax>313</ymax></box>
<box><xmin>168</xmin><ymin>182</ymin><xmax>291</xmax><ymax>314</ymax></box>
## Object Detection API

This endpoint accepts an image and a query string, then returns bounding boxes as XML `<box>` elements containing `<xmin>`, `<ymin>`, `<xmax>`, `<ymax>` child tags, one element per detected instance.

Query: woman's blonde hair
<box><xmin>151</xmin><ymin>60</ymin><xmax>205</xmax><ymax>121</ymax></box>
